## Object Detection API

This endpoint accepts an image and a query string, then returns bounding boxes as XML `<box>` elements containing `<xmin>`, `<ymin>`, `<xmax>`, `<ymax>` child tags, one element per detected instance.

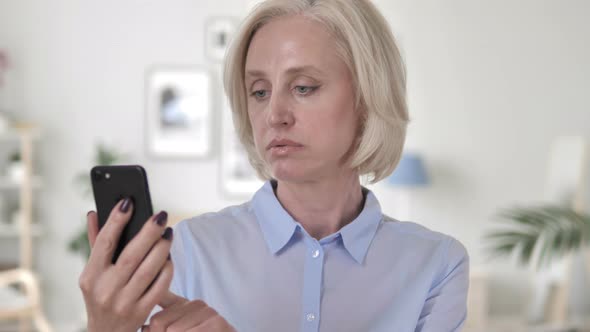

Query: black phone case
<box><xmin>90</xmin><ymin>165</ymin><xmax>154</xmax><ymax>263</ymax></box>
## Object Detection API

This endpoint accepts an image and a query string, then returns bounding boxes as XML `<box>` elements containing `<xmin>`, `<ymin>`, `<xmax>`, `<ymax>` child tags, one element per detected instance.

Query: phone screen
<box><xmin>91</xmin><ymin>165</ymin><xmax>154</xmax><ymax>263</ymax></box>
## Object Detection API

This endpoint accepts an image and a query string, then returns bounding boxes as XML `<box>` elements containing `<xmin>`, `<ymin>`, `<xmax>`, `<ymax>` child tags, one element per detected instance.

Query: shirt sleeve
<box><xmin>415</xmin><ymin>237</ymin><xmax>470</xmax><ymax>332</ymax></box>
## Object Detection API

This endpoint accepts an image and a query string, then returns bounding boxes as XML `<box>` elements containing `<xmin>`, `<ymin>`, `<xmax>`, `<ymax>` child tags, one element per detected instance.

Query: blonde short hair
<box><xmin>223</xmin><ymin>0</ymin><xmax>409</xmax><ymax>183</ymax></box>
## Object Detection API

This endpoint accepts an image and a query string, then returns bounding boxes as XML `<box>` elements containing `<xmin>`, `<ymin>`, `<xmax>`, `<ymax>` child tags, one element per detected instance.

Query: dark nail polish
<box><xmin>162</xmin><ymin>227</ymin><xmax>173</xmax><ymax>241</ymax></box>
<box><xmin>154</xmin><ymin>211</ymin><xmax>168</xmax><ymax>226</ymax></box>
<box><xmin>120</xmin><ymin>198</ymin><xmax>131</xmax><ymax>213</ymax></box>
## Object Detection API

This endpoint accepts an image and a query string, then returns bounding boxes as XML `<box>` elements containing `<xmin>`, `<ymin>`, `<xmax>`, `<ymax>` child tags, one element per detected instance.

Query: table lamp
<box><xmin>388</xmin><ymin>153</ymin><xmax>430</xmax><ymax>187</ymax></box>
<box><xmin>387</xmin><ymin>153</ymin><xmax>430</xmax><ymax>220</ymax></box>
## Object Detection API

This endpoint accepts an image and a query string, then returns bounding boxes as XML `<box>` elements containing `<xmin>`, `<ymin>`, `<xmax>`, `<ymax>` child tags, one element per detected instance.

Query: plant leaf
<box><xmin>485</xmin><ymin>204</ymin><xmax>590</xmax><ymax>270</ymax></box>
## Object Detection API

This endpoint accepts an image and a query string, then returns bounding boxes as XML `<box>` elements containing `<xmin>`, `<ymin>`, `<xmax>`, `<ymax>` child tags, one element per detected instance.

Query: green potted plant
<box><xmin>485</xmin><ymin>204</ymin><xmax>590</xmax><ymax>269</ymax></box>
<box><xmin>485</xmin><ymin>204</ymin><xmax>590</xmax><ymax>324</ymax></box>
<box><xmin>68</xmin><ymin>143</ymin><xmax>128</xmax><ymax>260</ymax></box>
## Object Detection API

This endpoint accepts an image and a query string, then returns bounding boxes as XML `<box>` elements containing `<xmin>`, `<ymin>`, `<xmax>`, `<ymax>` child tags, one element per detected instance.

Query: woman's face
<box><xmin>244</xmin><ymin>15</ymin><xmax>359</xmax><ymax>183</ymax></box>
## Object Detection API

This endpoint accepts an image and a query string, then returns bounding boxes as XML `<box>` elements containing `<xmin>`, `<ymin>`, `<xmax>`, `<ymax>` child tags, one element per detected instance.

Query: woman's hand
<box><xmin>142</xmin><ymin>291</ymin><xmax>237</xmax><ymax>332</ymax></box>
<box><xmin>79</xmin><ymin>198</ymin><xmax>174</xmax><ymax>332</ymax></box>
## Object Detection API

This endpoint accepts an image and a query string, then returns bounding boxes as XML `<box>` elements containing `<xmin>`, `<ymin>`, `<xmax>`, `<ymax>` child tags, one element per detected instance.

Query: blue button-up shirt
<box><xmin>158</xmin><ymin>180</ymin><xmax>469</xmax><ymax>331</ymax></box>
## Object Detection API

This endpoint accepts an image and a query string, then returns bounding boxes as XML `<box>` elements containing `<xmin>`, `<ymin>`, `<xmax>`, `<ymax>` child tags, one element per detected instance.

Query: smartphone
<box><xmin>90</xmin><ymin>165</ymin><xmax>154</xmax><ymax>263</ymax></box>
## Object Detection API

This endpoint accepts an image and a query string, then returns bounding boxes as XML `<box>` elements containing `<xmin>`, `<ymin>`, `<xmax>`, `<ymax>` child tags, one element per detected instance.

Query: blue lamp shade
<box><xmin>388</xmin><ymin>153</ymin><xmax>430</xmax><ymax>187</ymax></box>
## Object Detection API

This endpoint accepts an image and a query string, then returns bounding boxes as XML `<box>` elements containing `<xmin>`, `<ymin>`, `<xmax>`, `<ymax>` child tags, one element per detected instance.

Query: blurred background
<box><xmin>0</xmin><ymin>0</ymin><xmax>589</xmax><ymax>331</ymax></box>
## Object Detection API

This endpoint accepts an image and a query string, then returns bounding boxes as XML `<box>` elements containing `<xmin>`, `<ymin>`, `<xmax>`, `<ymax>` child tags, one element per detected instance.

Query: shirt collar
<box><xmin>251</xmin><ymin>181</ymin><xmax>299</xmax><ymax>255</ymax></box>
<box><xmin>251</xmin><ymin>180</ymin><xmax>383</xmax><ymax>264</ymax></box>
<box><xmin>338</xmin><ymin>187</ymin><xmax>383</xmax><ymax>264</ymax></box>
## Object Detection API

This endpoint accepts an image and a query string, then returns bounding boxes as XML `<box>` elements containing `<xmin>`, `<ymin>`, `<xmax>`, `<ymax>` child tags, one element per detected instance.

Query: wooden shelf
<box><xmin>0</xmin><ymin>223</ymin><xmax>43</xmax><ymax>238</ymax></box>
<box><xmin>0</xmin><ymin>286</ymin><xmax>28</xmax><ymax>307</ymax></box>
<box><xmin>0</xmin><ymin>125</ymin><xmax>41</xmax><ymax>142</ymax></box>
<box><xmin>0</xmin><ymin>122</ymin><xmax>53</xmax><ymax>330</ymax></box>
<box><xmin>0</xmin><ymin>176</ymin><xmax>42</xmax><ymax>190</ymax></box>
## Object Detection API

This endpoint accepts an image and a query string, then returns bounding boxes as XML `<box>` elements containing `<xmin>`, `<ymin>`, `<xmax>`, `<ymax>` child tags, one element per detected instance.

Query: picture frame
<box><xmin>145</xmin><ymin>66</ymin><xmax>213</xmax><ymax>158</ymax></box>
<box><xmin>219</xmin><ymin>96</ymin><xmax>263</xmax><ymax>197</ymax></box>
<box><xmin>204</xmin><ymin>17</ymin><xmax>239</xmax><ymax>62</ymax></box>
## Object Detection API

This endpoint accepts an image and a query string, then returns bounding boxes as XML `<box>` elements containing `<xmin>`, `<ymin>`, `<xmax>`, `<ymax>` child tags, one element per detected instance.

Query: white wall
<box><xmin>372</xmin><ymin>0</ymin><xmax>590</xmax><ymax>315</ymax></box>
<box><xmin>0</xmin><ymin>0</ymin><xmax>589</xmax><ymax>327</ymax></box>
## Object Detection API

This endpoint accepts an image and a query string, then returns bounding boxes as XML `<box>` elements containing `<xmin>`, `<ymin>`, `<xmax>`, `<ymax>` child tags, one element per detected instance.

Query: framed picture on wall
<box><xmin>145</xmin><ymin>66</ymin><xmax>212</xmax><ymax>158</ymax></box>
<box><xmin>219</xmin><ymin>96</ymin><xmax>263</xmax><ymax>197</ymax></box>
<box><xmin>204</xmin><ymin>17</ymin><xmax>239</xmax><ymax>62</ymax></box>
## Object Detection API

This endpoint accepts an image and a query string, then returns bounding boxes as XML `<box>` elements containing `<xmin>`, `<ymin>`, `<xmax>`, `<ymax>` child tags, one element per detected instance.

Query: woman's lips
<box><xmin>269</xmin><ymin>145</ymin><xmax>304</xmax><ymax>156</ymax></box>
<box><xmin>266</xmin><ymin>138</ymin><xmax>303</xmax><ymax>149</ymax></box>
<box><xmin>266</xmin><ymin>138</ymin><xmax>304</xmax><ymax>156</ymax></box>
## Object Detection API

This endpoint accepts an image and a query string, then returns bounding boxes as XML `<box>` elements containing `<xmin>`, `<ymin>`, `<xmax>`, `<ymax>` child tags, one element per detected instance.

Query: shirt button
<box><xmin>312</xmin><ymin>250</ymin><xmax>320</xmax><ymax>258</ymax></box>
<box><xmin>306</xmin><ymin>313</ymin><xmax>316</xmax><ymax>321</ymax></box>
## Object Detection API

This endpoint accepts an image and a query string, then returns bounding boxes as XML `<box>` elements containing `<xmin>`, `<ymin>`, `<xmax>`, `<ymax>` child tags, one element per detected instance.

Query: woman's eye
<box><xmin>250</xmin><ymin>90</ymin><xmax>268</xmax><ymax>99</ymax></box>
<box><xmin>294</xmin><ymin>86</ymin><xmax>318</xmax><ymax>96</ymax></box>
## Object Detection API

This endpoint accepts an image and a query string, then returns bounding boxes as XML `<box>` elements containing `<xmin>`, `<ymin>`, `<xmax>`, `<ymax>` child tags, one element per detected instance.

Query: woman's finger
<box><xmin>148</xmin><ymin>302</ymin><xmax>191</xmax><ymax>332</ymax></box>
<box><xmin>187</xmin><ymin>315</ymin><xmax>236</xmax><ymax>332</ymax></box>
<box><xmin>87</xmin><ymin>211</ymin><xmax>99</xmax><ymax>248</ymax></box>
<box><xmin>138</xmin><ymin>260</ymin><xmax>176</xmax><ymax>312</ymax></box>
<box><xmin>114</xmin><ymin>211</ymin><xmax>169</xmax><ymax>280</ymax></box>
<box><xmin>158</xmin><ymin>290</ymin><xmax>186</xmax><ymax>309</ymax></box>
<box><xmin>120</xmin><ymin>229</ymin><xmax>173</xmax><ymax>303</ymax></box>
<box><xmin>87</xmin><ymin>198</ymin><xmax>133</xmax><ymax>268</ymax></box>
<box><xmin>148</xmin><ymin>297</ymin><xmax>202</xmax><ymax>332</ymax></box>
<box><xmin>168</xmin><ymin>302</ymin><xmax>218</xmax><ymax>331</ymax></box>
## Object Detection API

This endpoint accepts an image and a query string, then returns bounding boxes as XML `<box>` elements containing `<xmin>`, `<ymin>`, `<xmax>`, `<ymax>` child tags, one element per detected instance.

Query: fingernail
<box><xmin>162</xmin><ymin>227</ymin><xmax>173</xmax><ymax>241</ymax></box>
<box><xmin>154</xmin><ymin>211</ymin><xmax>168</xmax><ymax>226</ymax></box>
<box><xmin>87</xmin><ymin>210</ymin><xmax>93</xmax><ymax>217</ymax></box>
<box><xmin>120</xmin><ymin>198</ymin><xmax>131</xmax><ymax>213</ymax></box>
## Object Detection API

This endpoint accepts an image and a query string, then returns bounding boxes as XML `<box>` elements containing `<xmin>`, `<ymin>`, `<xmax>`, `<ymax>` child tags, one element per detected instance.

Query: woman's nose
<box><xmin>266</xmin><ymin>93</ymin><xmax>294</xmax><ymax>128</ymax></box>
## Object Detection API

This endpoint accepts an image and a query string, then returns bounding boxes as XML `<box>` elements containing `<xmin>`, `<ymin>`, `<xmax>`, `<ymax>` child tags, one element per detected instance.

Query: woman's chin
<box><xmin>272</xmin><ymin>171</ymin><xmax>305</xmax><ymax>183</ymax></box>
<box><xmin>270</xmin><ymin>164</ymin><xmax>311</xmax><ymax>183</ymax></box>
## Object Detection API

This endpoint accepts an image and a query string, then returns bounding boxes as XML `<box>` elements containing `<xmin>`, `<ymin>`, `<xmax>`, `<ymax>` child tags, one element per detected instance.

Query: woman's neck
<box><xmin>274</xmin><ymin>172</ymin><xmax>365</xmax><ymax>240</ymax></box>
